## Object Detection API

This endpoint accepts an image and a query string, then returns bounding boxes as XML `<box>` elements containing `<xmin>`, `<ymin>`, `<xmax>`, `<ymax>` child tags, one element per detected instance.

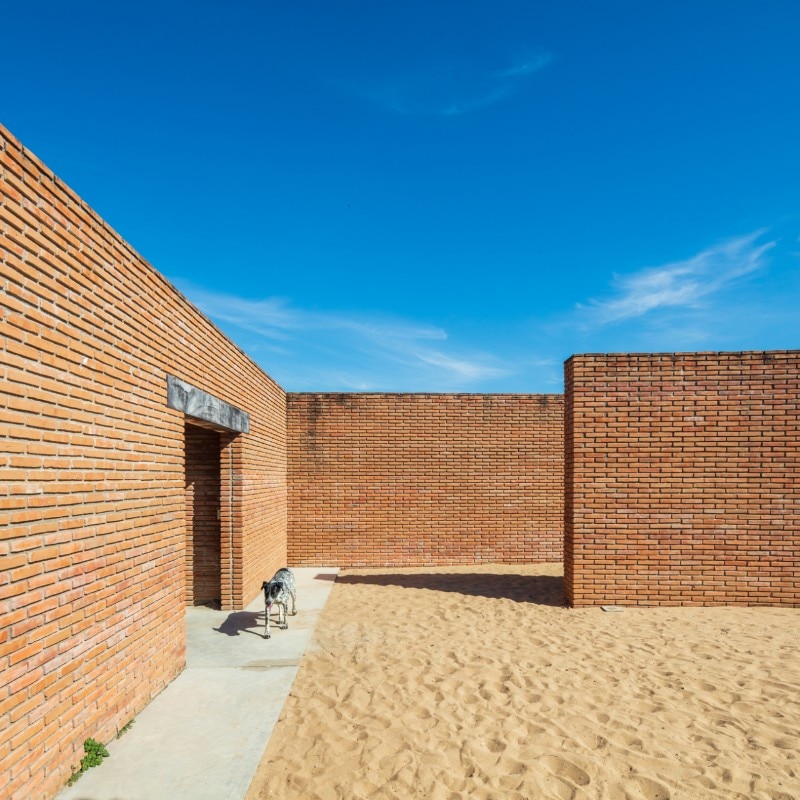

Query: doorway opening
<box><xmin>184</xmin><ymin>422</ymin><xmax>222</xmax><ymax>606</ymax></box>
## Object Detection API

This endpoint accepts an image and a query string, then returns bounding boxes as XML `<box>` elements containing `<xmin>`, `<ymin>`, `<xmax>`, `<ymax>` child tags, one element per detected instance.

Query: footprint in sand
<box><xmin>486</xmin><ymin>737</ymin><xmax>506</xmax><ymax>754</ymax></box>
<box><xmin>772</xmin><ymin>737</ymin><xmax>794</xmax><ymax>750</ymax></box>
<box><xmin>499</xmin><ymin>756</ymin><xmax>527</xmax><ymax>776</ymax></box>
<box><xmin>536</xmin><ymin>754</ymin><xmax>591</xmax><ymax>787</ymax></box>
<box><xmin>478</xmin><ymin>685</ymin><xmax>497</xmax><ymax>702</ymax></box>
<box><xmin>616</xmin><ymin>775</ymin><xmax>671</xmax><ymax>800</ymax></box>
<box><xmin>695</xmin><ymin>680</ymin><xmax>717</xmax><ymax>692</ymax></box>
<box><xmin>618</xmin><ymin>733</ymin><xmax>645</xmax><ymax>752</ymax></box>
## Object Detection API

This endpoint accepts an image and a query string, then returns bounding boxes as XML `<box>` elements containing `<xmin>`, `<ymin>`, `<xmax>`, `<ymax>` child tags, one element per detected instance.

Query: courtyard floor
<box><xmin>246</xmin><ymin>563</ymin><xmax>800</xmax><ymax>800</ymax></box>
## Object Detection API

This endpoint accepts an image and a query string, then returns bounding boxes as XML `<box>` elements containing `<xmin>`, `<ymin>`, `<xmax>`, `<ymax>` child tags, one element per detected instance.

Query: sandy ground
<box><xmin>246</xmin><ymin>564</ymin><xmax>800</xmax><ymax>800</ymax></box>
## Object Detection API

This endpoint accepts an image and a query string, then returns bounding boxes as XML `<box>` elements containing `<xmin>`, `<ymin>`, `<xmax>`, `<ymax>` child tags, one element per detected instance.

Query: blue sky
<box><xmin>4</xmin><ymin>1</ymin><xmax>799</xmax><ymax>392</ymax></box>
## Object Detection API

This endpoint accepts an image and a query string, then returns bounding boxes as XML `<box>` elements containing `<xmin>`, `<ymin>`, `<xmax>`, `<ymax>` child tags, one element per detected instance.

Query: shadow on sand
<box><xmin>336</xmin><ymin>572</ymin><xmax>565</xmax><ymax>607</ymax></box>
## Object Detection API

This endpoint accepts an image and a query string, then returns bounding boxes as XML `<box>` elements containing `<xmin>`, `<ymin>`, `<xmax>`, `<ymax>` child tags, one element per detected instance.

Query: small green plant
<box><xmin>116</xmin><ymin>718</ymin><xmax>135</xmax><ymax>738</ymax></box>
<box><xmin>66</xmin><ymin>738</ymin><xmax>110</xmax><ymax>785</ymax></box>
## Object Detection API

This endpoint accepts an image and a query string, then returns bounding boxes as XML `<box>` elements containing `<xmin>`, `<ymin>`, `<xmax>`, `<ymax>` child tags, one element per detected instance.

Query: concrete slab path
<box><xmin>58</xmin><ymin>567</ymin><xmax>338</xmax><ymax>800</ymax></box>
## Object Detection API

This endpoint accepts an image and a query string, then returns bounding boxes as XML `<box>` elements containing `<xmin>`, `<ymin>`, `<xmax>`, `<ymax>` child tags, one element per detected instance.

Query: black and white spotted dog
<box><xmin>262</xmin><ymin>567</ymin><xmax>296</xmax><ymax>640</ymax></box>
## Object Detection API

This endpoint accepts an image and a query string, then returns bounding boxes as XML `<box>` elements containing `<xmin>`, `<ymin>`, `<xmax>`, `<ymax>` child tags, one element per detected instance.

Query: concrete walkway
<box><xmin>59</xmin><ymin>568</ymin><xmax>338</xmax><ymax>800</ymax></box>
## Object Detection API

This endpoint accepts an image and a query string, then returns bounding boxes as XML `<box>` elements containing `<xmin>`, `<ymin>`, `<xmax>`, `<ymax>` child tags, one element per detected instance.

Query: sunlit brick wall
<box><xmin>287</xmin><ymin>393</ymin><xmax>564</xmax><ymax>567</ymax></box>
<box><xmin>0</xmin><ymin>124</ymin><xmax>287</xmax><ymax>800</ymax></box>
<box><xmin>565</xmin><ymin>351</ymin><xmax>800</xmax><ymax>607</ymax></box>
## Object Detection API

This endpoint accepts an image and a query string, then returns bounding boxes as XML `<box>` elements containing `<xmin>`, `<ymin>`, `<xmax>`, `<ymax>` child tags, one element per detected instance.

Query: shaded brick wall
<box><xmin>0</xmin><ymin>124</ymin><xmax>287</xmax><ymax>800</ymax></box>
<box><xmin>565</xmin><ymin>351</ymin><xmax>800</xmax><ymax>607</ymax></box>
<box><xmin>288</xmin><ymin>393</ymin><xmax>564</xmax><ymax>567</ymax></box>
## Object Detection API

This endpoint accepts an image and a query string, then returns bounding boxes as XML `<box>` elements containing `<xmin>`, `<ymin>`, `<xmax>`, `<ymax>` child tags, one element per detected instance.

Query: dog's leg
<box><xmin>264</xmin><ymin>602</ymin><xmax>270</xmax><ymax>640</ymax></box>
<box><xmin>291</xmin><ymin>589</ymin><xmax>297</xmax><ymax>616</ymax></box>
<box><xmin>280</xmin><ymin>602</ymin><xmax>288</xmax><ymax>630</ymax></box>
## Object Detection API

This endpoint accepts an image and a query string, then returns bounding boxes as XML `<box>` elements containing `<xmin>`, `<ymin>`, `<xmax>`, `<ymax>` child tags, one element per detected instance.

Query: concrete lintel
<box><xmin>167</xmin><ymin>375</ymin><xmax>250</xmax><ymax>434</ymax></box>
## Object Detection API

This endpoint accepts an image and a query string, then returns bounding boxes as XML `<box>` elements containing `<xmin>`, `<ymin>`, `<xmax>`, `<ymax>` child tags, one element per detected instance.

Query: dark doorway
<box><xmin>184</xmin><ymin>423</ymin><xmax>222</xmax><ymax>606</ymax></box>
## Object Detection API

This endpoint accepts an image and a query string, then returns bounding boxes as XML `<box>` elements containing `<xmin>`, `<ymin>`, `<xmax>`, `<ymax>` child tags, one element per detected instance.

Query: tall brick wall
<box><xmin>288</xmin><ymin>393</ymin><xmax>564</xmax><ymax>567</ymax></box>
<box><xmin>565</xmin><ymin>351</ymin><xmax>800</xmax><ymax>607</ymax></box>
<box><xmin>0</xmin><ymin>125</ymin><xmax>287</xmax><ymax>800</ymax></box>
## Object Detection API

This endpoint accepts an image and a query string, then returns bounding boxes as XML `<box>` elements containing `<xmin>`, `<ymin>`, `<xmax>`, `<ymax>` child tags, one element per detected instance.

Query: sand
<box><xmin>246</xmin><ymin>564</ymin><xmax>800</xmax><ymax>800</ymax></box>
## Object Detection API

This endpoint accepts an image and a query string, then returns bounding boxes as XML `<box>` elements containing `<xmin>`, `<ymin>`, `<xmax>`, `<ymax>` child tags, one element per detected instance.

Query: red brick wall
<box><xmin>565</xmin><ymin>351</ymin><xmax>800</xmax><ymax>607</ymax></box>
<box><xmin>288</xmin><ymin>393</ymin><xmax>564</xmax><ymax>567</ymax></box>
<box><xmin>0</xmin><ymin>124</ymin><xmax>287</xmax><ymax>800</ymax></box>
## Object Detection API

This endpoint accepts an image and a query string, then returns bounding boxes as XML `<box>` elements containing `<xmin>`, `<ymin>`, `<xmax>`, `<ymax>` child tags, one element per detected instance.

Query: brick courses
<box><xmin>1</xmin><ymin>124</ymin><xmax>287</xmax><ymax>800</ymax></box>
<box><xmin>565</xmin><ymin>351</ymin><xmax>800</xmax><ymax>607</ymax></box>
<box><xmin>288</xmin><ymin>393</ymin><xmax>564</xmax><ymax>567</ymax></box>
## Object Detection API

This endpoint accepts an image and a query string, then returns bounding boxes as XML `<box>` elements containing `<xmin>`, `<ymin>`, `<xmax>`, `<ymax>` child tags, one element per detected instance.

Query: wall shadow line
<box><xmin>336</xmin><ymin>572</ymin><xmax>565</xmax><ymax>607</ymax></box>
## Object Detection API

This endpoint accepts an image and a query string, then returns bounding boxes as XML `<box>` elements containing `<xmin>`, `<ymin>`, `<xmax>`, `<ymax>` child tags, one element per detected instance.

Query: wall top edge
<box><xmin>287</xmin><ymin>392</ymin><xmax>565</xmax><ymax>398</ymax></box>
<box><xmin>566</xmin><ymin>349</ymin><xmax>799</xmax><ymax>361</ymax></box>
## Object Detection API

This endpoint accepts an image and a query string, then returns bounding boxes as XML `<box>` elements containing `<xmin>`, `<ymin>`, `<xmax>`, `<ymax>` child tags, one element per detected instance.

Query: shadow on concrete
<box><xmin>213</xmin><ymin>610</ymin><xmax>264</xmax><ymax>637</ymax></box>
<box><xmin>336</xmin><ymin>572</ymin><xmax>565</xmax><ymax>607</ymax></box>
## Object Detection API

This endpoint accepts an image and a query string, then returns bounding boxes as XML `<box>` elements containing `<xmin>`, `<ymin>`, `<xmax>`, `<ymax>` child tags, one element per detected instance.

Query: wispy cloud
<box><xmin>172</xmin><ymin>228</ymin><xmax>792</xmax><ymax>393</ymax></box>
<box><xmin>577</xmin><ymin>231</ymin><xmax>775</xmax><ymax>328</ymax></box>
<box><xmin>178</xmin><ymin>285</ymin><xmax>446</xmax><ymax>342</ymax></box>
<box><xmin>412</xmin><ymin>350</ymin><xmax>509</xmax><ymax>380</ymax></box>
<box><xmin>439</xmin><ymin>85</ymin><xmax>517</xmax><ymax>117</ymax></box>
<box><xmin>357</xmin><ymin>50</ymin><xmax>552</xmax><ymax>117</ymax></box>
<box><xmin>173</xmin><ymin>281</ymin><xmax>513</xmax><ymax>390</ymax></box>
<box><xmin>495</xmin><ymin>52</ymin><xmax>552</xmax><ymax>79</ymax></box>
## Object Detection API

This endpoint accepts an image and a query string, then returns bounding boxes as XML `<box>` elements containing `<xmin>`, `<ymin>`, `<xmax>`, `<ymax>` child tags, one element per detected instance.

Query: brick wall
<box><xmin>288</xmin><ymin>393</ymin><xmax>564</xmax><ymax>567</ymax></box>
<box><xmin>0</xmin><ymin>124</ymin><xmax>287</xmax><ymax>800</ymax></box>
<box><xmin>565</xmin><ymin>351</ymin><xmax>800</xmax><ymax>607</ymax></box>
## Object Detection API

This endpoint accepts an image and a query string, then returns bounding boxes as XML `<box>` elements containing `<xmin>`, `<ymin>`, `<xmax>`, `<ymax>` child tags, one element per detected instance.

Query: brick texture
<box><xmin>0</xmin><ymin>124</ymin><xmax>287</xmax><ymax>800</ymax></box>
<box><xmin>288</xmin><ymin>393</ymin><xmax>564</xmax><ymax>567</ymax></box>
<box><xmin>565</xmin><ymin>351</ymin><xmax>800</xmax><ymax>607</ymax></box>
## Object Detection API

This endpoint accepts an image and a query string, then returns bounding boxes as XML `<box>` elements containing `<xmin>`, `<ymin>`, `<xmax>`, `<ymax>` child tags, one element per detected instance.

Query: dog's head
<box><xmin>263</xmin><ymin>581</ymin><xmax>284</xmax><ymax>608</ymax></box>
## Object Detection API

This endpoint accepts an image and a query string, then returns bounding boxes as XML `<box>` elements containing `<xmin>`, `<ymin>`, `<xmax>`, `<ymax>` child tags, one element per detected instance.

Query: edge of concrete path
<box><xmin>57</xmin><ymin>567</ymin><xmax>338</xmax><ymax>800</ymax></box>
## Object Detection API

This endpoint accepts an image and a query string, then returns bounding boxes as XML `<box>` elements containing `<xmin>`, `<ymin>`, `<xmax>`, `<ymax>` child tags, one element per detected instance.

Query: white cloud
<box><xmin>412</xmin><ymin>350</ymin><xmax>510</xmax><ymax>380</ymax></box>
<box><xmin>180</xmin><ymin>283</ymin><xmax>447</xmax><ymax>343</ymax></box>
<box><xmin>171</xmin><ymin>227</ymin><xmax>791</xmax><ymax>392</ymax></box>
<box><xmin>357</xmin><ymin>50</ymin><xmax>552</xmax><ymax>117</ymax></box>
<box><xmin>176</xmin><ymin>290</ymin><xmax>298</xmax><ymax>340</ymax></box>
<box><xmin>496</xmin><ymin>52</ymin><xmax>553</xmax><ymax>79</ymax></box>
<box><xmin>439</xmin><ymin>85</ymin><xmax>517</xmax><ymax>117</ymax></box>
<box><xmin>172</xmin><ymin>281</ymin><xmax>514</xmax><ymax>390</ymax></box>
<box><xmin>578</xmin><ymin>231</ymin><xmax>775</xmax><ymax>327</ymax></box>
